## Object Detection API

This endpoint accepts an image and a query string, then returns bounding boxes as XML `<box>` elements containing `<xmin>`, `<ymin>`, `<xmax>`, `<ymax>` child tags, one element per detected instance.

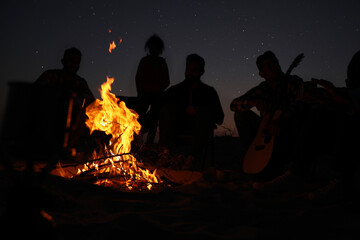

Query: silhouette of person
<box><xmin>35</xmin><ymin>47</ymin><xmax>95</xmax><ymax>153</ymax></box>
<box><xmin>159</xmin><ymin>53</ymin><xmax>224</xmax><ymax>168</ymax></box>
<box><xmin>231</xmin><ymin>51</ymin><xmax>305</xmax><ymax>177</ymax></box>
<box><xmin>135</xmin><ymin>34</ymin><xmax>170</xmax><ymax>144</ymax></box>
<box><xmin>302</xmin><ymin>51</ymin><xmax>360</xmax><ymax>201</ymax></box>
<box><xmin>252</xmin><ymin>50</ymin><xmax>360</xmax><ymax>201</ymax></box>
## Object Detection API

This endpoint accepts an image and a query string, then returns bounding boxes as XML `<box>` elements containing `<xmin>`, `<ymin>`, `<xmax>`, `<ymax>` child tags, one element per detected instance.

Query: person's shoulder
<box><xmin>200</xmin><ymin>81</ymin><xmax>214</xmax><ymax>89</ymax></box>
<box><xmin>35</xmin><ymin>69</ymin><xmax>61</xmax><ymax>83</ymax></box>
<box><xmin>199</xmin><ymin>81</ymin><xmax>220</xmax><ymax>95</ymax></box>
<box><xmin>251</xmin><ymin>80</ymin><xmax>268</xmax><ymax>91</ymax></box>
<box><xmin>143</xmin><ymin>55</ymin><xmax>167</xmax><ymax>63</ymax></box>
<box><xmin>73</xmin><ymin>74</ymin><xmax>89</xmax><ymax>88</ymax></box>
<box><xmin>169</xmin><ymin>80</ymin><xmax>185</xmax><ymax>89</ymax></box>
<box><xmin>257</xmin><ymin>81</ymin><xmax>268</xmax><ymax>87</ymax></box>
<box><xmin>41</xmin><ymin>69</ymin><xmax>61</xmax><ymax>77</ymax></box>
<box><xmin>165</xmin><ymin>80</ymin><xmax>187</xmax><ymax>93</ymax></box>
<box><xmin>158</xmin><ymin>56</ymin><xmax>167</xmax><ymax>62</ymax></box>
<box><xmin>141</xmin><ymin>55</ymin><xmax>150</xmax><ymax>60</ymax></box>
<box><xmin>75</xmin><ymin>74</ymin><xmax>87</xmax><ymax>82</ymax></box>
<box><xmin>138</xmin><ymin>56</ymin><xmax>151</xmax><ymax>64</ymax></box>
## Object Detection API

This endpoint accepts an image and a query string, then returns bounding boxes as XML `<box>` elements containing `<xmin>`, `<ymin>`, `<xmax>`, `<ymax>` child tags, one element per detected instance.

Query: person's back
<box><xmin>136</xmin><ymin>55</ymin><xmax>169</xmax><ymax>94</ymax></box>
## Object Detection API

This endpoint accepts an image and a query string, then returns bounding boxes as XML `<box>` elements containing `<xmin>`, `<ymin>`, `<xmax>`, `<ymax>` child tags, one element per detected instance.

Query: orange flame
<box><xmin>79</xmin><ymin>76</ymin><xmax>160</xmax><ymax>189</ymax></box>
<box><xmin>86</xmin><ymin>76</ymin><xmax>141</xmax><ymax>154</ymax></box>
<box><xmin>109</xmin><ymin>41</ymin><xmax>116</xmax><ymax>53</ymax></box>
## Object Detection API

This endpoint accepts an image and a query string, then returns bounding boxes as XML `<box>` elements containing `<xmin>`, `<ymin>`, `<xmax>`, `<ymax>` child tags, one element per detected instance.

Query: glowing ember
<box><xmin>109</xmin><ymin>41</ymin><xmax>116</xmax><ymax>53</ymax></box>
<box><xmin>60</xmin><ymin>76</ymin><xmax>161</xmax><ymax>191</ymax></box>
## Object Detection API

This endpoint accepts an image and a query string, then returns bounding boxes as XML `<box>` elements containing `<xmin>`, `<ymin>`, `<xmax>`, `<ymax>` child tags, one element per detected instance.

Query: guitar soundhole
<box><xmin>255</xmin><ymin>145</ymin><xmax>265</xmax><ymax>151</ymax></box>
<box><xmin>264</xmin><ymin>134</ymin><xmax>272</xmax><ymax>144</ymax></box>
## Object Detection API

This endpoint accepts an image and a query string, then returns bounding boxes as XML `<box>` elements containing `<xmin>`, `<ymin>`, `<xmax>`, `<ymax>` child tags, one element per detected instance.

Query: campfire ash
<box><xmin>56</xmin><ymin>77</ymin><xmax>161</xmax><ymax>191</ymax></box>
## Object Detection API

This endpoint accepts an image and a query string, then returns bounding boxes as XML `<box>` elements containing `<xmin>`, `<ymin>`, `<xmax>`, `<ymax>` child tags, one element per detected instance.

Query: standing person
<box><xmin>135</xmin><ymin>34</ymin><xmax>170</xmax><ymax>144</ymax></box>
<box><xmin>159</xmin><ymin>53</ymin><xmax>224</xmax><ymax>168</ymax></box>
<box><xmin>230</xmin><ymin>51</ymin><xmax>305</xmax><ymax>178</ymax></box>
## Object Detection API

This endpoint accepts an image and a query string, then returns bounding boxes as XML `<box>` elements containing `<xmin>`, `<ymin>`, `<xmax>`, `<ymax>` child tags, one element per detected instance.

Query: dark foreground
<box><xmin>1</xmin><ymin>137</ymin><xmax>360</xmax><ymax>240</ymax></box>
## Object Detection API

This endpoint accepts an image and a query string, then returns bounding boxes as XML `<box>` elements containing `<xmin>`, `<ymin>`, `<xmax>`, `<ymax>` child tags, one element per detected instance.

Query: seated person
<box><xmin>252</xmin><ymin>50</ymin><xmax>360</xmax><ymax>201</ymax></box>
<box><xmin>35</xmin><ymin>47</ymin><xmax>95</xmax><ymax>153</ymax></box>
<box><xmin>230</xmin><ymin>51</ymin><xmax>305</xmax><ymax>177</ymax></box>
<box><xmin>159</xmin><ymin>54</ymin><xmax>224</xmax><ymax>167</ymax></box>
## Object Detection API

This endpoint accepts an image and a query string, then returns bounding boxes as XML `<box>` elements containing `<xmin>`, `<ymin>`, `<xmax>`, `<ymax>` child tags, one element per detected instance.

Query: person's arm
<box><xmin>78</xmin><ymin>78</ymin><xmax>95</xmax><ymax>106</ymax></box>
<box><xmin>312</xmin><ymin>78</ymin><xmax>352</xmax><ymax>105</ymax></box>
<box><xmin>35</xmin><ymin>70</ymin><xmax>54</xmax><ymax>85</ymax></box>
<box><xmin>230</xmin><ymin>84</ymin><xmax>266</xmax><ymax>112</ymax></box>
<box><xmin>160</xmin><ymin>59</ymin><xmax>170</xmax><ymax>91</ymax></box>
<box><xmin>135</xmin><ymin>58</ymin><xmax>147</xmax><ymax>93</ymax></box>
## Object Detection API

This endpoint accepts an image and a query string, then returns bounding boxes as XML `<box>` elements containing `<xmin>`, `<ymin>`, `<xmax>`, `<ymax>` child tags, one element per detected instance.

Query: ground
<box><xmin>1</xmin><ymin>136</ymin><xmax>359</xmax><ymax>239</ymax></box>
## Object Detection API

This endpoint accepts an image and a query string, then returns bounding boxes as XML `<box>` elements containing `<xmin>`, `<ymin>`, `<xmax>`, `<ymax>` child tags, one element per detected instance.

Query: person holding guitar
<box><xmin>231</xmin><ymin>51</ymin><xmax>305</xmax><ymax>179</ymax></box>
<box><xmin>251</xmin><ymin>50</ymin><xmax>360</xmax><ymax>199</ymax></box>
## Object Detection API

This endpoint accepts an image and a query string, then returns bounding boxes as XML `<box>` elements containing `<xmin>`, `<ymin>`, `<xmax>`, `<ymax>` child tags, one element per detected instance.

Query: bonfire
<box><xmin>58</xmin><ymin>76</ymin><xmax>161</xmax><ymax>191</ymax></box>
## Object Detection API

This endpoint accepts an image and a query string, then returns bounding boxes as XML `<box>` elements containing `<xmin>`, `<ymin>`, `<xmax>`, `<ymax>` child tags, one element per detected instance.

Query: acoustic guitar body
<box><xmin>242</xmin><ymin>110</ymin><xmax>282</xmax><ymax>174</ymax></box>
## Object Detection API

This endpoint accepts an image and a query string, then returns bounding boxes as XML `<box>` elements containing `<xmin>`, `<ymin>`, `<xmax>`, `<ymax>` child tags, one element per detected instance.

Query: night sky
<box><xmin>1</xmin><ymin>0</ymin><xmax>360</xmax><ymax>136</ymax></box>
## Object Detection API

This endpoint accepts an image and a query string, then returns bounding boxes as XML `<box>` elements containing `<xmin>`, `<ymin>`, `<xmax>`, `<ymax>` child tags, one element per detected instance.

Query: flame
<box><xmin>109</xmin><ymin>41</ymin><xmax>116</xmax><ymax>53</ymax></box>
<box><xmin>77</xmin><ymin>76</ymin><xmax>160</xmax><ymax>190</ymax></box>
<box><xmin>86</xmin><ymin>76</ymin><xmax>140</xmax><ymax>154</ymax></box>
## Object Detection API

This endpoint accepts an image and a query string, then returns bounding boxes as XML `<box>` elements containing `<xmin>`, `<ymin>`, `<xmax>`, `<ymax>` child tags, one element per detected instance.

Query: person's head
<box><xmin>185</xmin><ymin>53</ymin><xmax>205</xmax><ymax>81</ymax></box>
<box><xmin>61</xmin><ymin>47</ymin><xmax>82</xmax><ymax>75</ymax></box>
<box><xmin>256</xmin><ymin>51</ymin><xmax>282</xmax><ymax>81</ymax></box>
<box><xmin>145</xmin><ymin>34</ymin><xmax>164</xmax><ymax>56</ymax></box>
<box><xmin>346</xmin><ymin>50</ymin><xmax>360</xmax><ymax>89</ymax></box>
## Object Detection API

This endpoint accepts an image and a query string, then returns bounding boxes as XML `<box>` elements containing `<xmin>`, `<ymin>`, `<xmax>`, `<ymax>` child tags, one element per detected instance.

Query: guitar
<box><xmin>242</xmin><ymin>53</ymin><xmax>304</xmax><ymax>174</ymax></box>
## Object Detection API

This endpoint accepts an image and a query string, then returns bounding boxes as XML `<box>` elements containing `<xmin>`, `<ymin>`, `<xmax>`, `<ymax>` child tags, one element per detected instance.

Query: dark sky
<box><xmin>1</xmin><ymin>0</ymin><xmax>360</xmax><ymax>135</ymax></box>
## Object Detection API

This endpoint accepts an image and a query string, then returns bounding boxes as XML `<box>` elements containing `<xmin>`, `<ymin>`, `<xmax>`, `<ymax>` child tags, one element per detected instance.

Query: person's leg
<box><xmin>191</xmin><ymin>107</ymin><xmax>213</xmax><ymax>165</ymax></box>
<box><xmin>234</xmin><ymin>110</ymin><xmax>260</xmax><ymax>151</ymax></box>
<box><xmin>253</xmin><ymin>107</ymin><xmax>320</xmax><ymax>190</ymax></box>
<box><xmin>146</xmin><ymin>95</ymin><xmax>162</xmax><ymax>144</ymax></box>
<box><xmin>158</xmin><ymin>103</ymin><xmax>177</xmax><ymax>148</ymax></box>
<box><xmin>288</xmin><ymin>107</ymin><xmax>331</xmax><ymax>177</ymax></box>
<box><xmin>307</xmin><ymin>112</ymin><xmax>359</xmax><ymax>201</ymax></box>
<box><xmin>333</xmin><ymin>113</ymin><xmax>358</xmax><ymax>182</ymax></box>
<box><xmin>136</xmin><ymin>94</ymin><xmax>151</xmax><ymax>130</ymax></box>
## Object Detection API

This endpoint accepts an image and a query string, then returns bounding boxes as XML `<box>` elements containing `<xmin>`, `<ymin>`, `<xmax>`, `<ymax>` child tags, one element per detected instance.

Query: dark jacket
<box><xmin>35</xmin><ymin>69</ymin><xmax>95</xmax><ymax>106</ymax></box>
<box><xmin>165</xmin><ymin>79</ymin><xmax>224</xmax><ymax>126</ymax></box>
<box><xmin>135</xmin><ymin>55</ymin><xmax>170</xmax><ymax>94</ymax></box>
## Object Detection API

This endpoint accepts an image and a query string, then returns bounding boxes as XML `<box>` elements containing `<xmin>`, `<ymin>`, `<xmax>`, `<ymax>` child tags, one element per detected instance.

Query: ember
<box><xmin>57</xmin><ymin>76</ymin><xmax>161</xmax><ymax>191</ymax></box>
<box><xmin>109</xmin><ymin>41</ymin><xmax>116</xmax><ymax>53</ymax></box>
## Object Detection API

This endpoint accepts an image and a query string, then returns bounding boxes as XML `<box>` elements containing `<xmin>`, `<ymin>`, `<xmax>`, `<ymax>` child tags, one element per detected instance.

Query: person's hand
<box><xmin>267</xmin><ymin>111</ymin><xmax>284</xmax><ymax>137</ymax></box>
<box><xmin>312</xmin><ymin>78</ymin><xmax>336</xmax><ymax>94</ymax></box>
<box><xmin>185</xmin><ymin>105</ymin><xmax>198</xmax><ymax>116</ymax></box>
<box><xmin>268</xmin><ymin>119</ymin><xmax>281</xmax><ymax>136</ymax></box>
<box><xmin>249</xmin><ymin>99</ymin><xmax>268</xmax><ymax>113</ymax></box>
